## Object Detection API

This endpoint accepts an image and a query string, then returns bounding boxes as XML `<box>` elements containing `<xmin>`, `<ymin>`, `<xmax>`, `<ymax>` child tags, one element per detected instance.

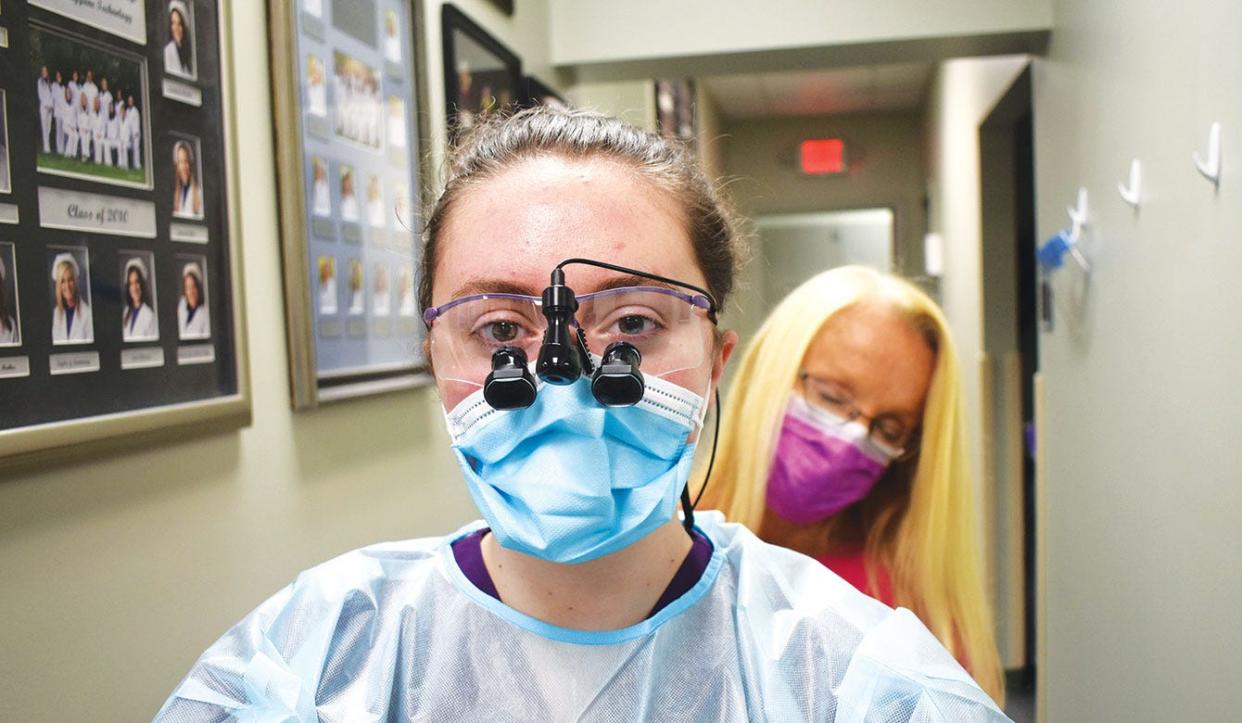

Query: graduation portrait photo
<box><xmin>30</xmin><ymin>24</ymin><xmax>151</xmax><ymax>189</ymax></box>
<box><xmin>317</xmin><ymin>255</ymin><xmax>336</xmax><ymax>315</ymax></box>
<box><xmin>47</xmin><ymin>246</ymin><xmax>93</xmax><ymax>346</ymax></box>
<box><xmin>120</xmin><ymin>251</ymin><xmax>159</xmax><ymax>343</ymax></box>
<box><xmin>164</xmin><ymin>0</ymin><xmax>197</xmax><ymax>81</ymax></box>
<box><xmin>171</xmin><ymin>134</ymin><xmax>205</xmax><ymax>220</ymax></box>
<box><xmin>176</xmin><ymin>255</ymin><xmax>210</xmax><ymax>340</ymax></box>
<box><xmin>0</xmin><ymin>242</ymin><xmax>21</xmax><ymax>347</ymax></box>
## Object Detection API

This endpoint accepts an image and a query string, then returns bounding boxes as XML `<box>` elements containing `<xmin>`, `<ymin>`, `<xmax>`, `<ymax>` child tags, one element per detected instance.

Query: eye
<box><xmin>873</xmin><ymin>418</ymin><xmax>909</xmax><ymax>447</ymax></box>
<box><xmin>486</xmin><ymin>320</ymin><xmax>520</xmax><ymax>343</ymax></box>
<box><xmin>617</xmin><ymin>314</ymin><xmax>655</xmax><ymax>336</ymax></box>
<box><xmin>470</xmin><ymin>313</ymin><xmax>536</xmax><ymax>347</ymax></box>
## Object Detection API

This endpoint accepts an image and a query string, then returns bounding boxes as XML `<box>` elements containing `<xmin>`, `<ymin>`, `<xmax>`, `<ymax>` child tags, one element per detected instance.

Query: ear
<box><xmin>710</xmin><ymin>329</ymin><xmax>739</xmax><ymax>390</ymax></box>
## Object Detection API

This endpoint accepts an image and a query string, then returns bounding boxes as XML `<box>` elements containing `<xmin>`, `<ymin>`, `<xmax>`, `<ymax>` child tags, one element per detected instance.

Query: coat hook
<box><xmin>1066</xmin><ymin>186</ymin><xmax>1088</xmax><ymax>243</ymax></box>
<box><xmin>1192</xmin><ymin>121</ymin><xmax>1221</xmax><ymax>186</ymax></box>
<box><xmin>1118</xmin><ymin>159</ymin><xmax>1142</xmax><ymax>207</ymax></box>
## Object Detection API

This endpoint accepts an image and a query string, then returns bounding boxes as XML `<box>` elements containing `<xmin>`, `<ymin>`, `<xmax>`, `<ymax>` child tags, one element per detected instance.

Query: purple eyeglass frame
<box><xmin>423</xmin><ymin>285</ymin><xmax>714</xmax><ymax>325</ymax></box>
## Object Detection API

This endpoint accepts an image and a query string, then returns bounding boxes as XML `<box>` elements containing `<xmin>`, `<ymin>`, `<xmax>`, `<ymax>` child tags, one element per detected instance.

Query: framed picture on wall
<box><xmin>441</xmin><ymin>3</ymin><xmax>521</xmax><ymax>145</ymax></box>
<box><xmin>522</xmin><ymin>74</ymin><xmax>566</xmax><ymax>110</ymax></box>
<box><xmin>0</xmin><ymin>0</ymin><xmax>251</xmax><ymax>465</ymax></box>
<box><xmin>268</xmin><ymin>0</ymin><xmax>432</xmax><ymax>410</ymax></box>
<box><xmin>655</xmin><ymin>78</ymin><xmax>696</xmax><ymax>142</ymax></box>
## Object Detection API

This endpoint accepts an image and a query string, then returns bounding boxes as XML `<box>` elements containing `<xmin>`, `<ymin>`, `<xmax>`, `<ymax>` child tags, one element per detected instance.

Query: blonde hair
<box><xmin>55</xmin><ymin>260</ymin><xmax>78</xmax><ymax>314</ymax></box>
<box><xmin>702</xmin><ymin>265</ymin><xmax>1004</xmax><ymax>703</ymax></box>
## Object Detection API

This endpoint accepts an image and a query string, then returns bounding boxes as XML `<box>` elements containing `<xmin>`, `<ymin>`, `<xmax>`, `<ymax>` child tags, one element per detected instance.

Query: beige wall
<box><xmin>0</xmin><ymin>1</ymin><xmax>552</xmax><ymax>719</ymax></box>
<box><xmin>723</xmin><ymin>111</ymin><xmax>928</xmax><ymax>281</ymax></box>
<box><xmin>550</xmin><ymin>0</ymin><xmax>1052</xmax><ymax>67</ymax></box>
<box><xmin>1034</xmin><ymin>1</ymin><xmax>1242</xmax><ymax>718</ymax></box>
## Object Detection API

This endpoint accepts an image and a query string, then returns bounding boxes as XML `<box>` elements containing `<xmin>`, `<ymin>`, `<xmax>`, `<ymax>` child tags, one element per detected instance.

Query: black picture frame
<box><xmin>440</xmin><ymin>4</ymin><xmax>521</xmax><ymax>145</ymax></box>
<box><xmin>522</xmin><ymin>74</ymin><xmax>566</xmax><ymax>110</ymax></box>
<box><xmin>0</xmin><ymin>0</ymin><xmax>251</xmax><ymax>465</ymax></box>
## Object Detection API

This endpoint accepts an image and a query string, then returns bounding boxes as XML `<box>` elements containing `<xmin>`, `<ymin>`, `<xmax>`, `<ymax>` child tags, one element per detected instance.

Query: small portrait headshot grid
<box><xmin>384</xmin><ymin>9</ymin><xmax>402</xmax><ymax>64</ymax></box>
<box><xmin>165</xmin><ymin>0</ymin><xmax>197</xmax><ymax>81</ymax></box>
<box><xmin>366</xmin><ymin>173</ymin><xmax>386</xmax><ymax>228</ymax></box>
<box><xmin>391</xmin><ymin>178</ymin><xmax>411</xmax><ymax>232</ymax></box>
<box><xmin>385</xmin><ymin>96</ymin><xmax>407</xmax><ymax>150</ymax></box>
<box><xmin>310</xmin><ymin>155</ymin><xmax>331</xmax><ymax>217</ymax></box>
<box><xmin>305</xmin><ymin>53</ymin><xmax>327</xmax><ymax>118</ymax></box>
<box><xmin>372</xmin><ymin>262</ymin><xmax>390</xmax><ymax>316</ymax></box>
<box><xmin>30</xmin><ymin>24</ymin><xmax>151</xmax><ymax>189</ymax></box>
<box><xmin>0</xmin><ymin>90</ymin><xmax>11</xmax><ymax>194</ymax></box>
<box><xmin>339</xmin><ymin>164</ymin><xmax>359</xmax><ymax>223</ymax></box>
<box><xmin>348</xmin><ymin>259</ymin><xmax>364</xmax><ymax>315</ymax></box>
<box><xmin>0</xmin><ymin>242</ymin><xmax>21</xmax><ymax>346</ymax></box>
<box><xmin>171</xmin><ymin>133</ymin><xmax>205</xmax><ymax>220</ymax></box>
<box><xmin>397</xmin><ymin>264</ymin><xmax>416</xmax><ymax>317</ymax></box>
<box><xmin>176</xmin><ymin>254</ymin><xmax>210</xmax><ymax>340</ymax></box>
<box><xmin>317</xmin><ymin>255</ymin><xmax>337</xmax><ymax>314</ymax></box>
<box><xmin>120</xmin><ymin>251</ymin><xmax>159</xmax><ymax>342</ymax></box>
<box><xmin>48</xmin><ymin>246</ymin><xmax>93</xmax><ymax>345</ymax></box>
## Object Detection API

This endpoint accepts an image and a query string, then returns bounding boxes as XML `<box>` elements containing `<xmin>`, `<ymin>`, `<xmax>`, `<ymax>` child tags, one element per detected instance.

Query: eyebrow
<box><xmin>447</xmin><ymin>273</ymin><xmax>678</xmax><ymax>302</ymax></box>
<box><xmin>447</xmin><ymin>279</ymin><xmax>541</xmax><ymax>299</ymax></box>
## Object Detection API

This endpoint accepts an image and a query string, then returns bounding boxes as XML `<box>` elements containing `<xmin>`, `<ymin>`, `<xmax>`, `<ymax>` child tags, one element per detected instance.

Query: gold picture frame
<box><xmin>269</xmin><ymin>0</ymin><xmax>433</xmax><ymax>411</ymax></box>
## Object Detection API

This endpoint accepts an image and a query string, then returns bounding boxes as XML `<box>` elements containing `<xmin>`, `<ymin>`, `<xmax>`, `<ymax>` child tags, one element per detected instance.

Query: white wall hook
<box><xmin>1066</xmin><ymin>187</ymin><xmax>1088</xmax><ymax>243</ymax></box>
<box><xmin>1118</xmin><ymin>159</ymin><xmax>1142</xmax><ymax>207</ymax></box>
<box><xmin>1192</xmin><ymin>121</ymin><xmax>1221</xmax><ymax>185</ymax></box>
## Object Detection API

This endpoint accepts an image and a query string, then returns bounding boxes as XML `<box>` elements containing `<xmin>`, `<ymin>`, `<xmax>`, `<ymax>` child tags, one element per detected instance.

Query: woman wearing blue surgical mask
<box><xmin>701</xmin><ymin>266</ymin><xmax>1005</xmax><ymax>704</ymax></box>
<box><xmin>157</xmin><ymin>110</ymin><xmax>1008</xmax><ymax>721</ymax></box>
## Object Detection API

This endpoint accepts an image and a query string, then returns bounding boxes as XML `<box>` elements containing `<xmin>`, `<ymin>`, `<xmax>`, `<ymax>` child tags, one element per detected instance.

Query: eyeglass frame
<box><xmin>423</xmin><ymin>284</ymin><xmax>716</xmax><ymax>326</ymax></box>
<box><xmin>796</xmin><ymin>369</ymin><xmax>922</xmax><ymax>461</ymax></box>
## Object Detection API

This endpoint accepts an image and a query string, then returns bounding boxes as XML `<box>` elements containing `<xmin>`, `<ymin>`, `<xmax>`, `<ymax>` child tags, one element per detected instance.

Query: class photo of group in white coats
<box><xmin>31</xmin><ymin>26</ymin><xmax>149</xmax><ymax>188</ymax></box>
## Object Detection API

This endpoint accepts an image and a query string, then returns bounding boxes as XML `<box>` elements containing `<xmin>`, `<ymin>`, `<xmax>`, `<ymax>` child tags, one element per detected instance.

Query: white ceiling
<box><xmin>701</xmin><ymin>62</ymin><xmax>933</xmax><ymax>120</ymax></box>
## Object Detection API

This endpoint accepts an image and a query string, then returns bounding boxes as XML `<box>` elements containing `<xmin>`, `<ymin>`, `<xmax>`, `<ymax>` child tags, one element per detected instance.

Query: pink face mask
<box><xmin>765</xmin><ymin>395</ymin><xmax>891</xmax><ymax>524</ymax></box>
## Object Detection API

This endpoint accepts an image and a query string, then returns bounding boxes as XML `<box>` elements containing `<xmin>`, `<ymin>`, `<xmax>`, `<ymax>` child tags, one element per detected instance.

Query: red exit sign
<box><xmin>800</xmin><ymin>139</ymin><xmax>847</xmax><ymax>175</ymax></box>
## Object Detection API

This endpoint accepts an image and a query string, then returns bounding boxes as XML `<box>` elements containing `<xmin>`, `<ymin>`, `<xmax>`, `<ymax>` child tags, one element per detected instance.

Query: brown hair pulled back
<box><xmin>419</xmin><ymin>107</ymin><xmax>744</xmax><ymax>316</ymax></box>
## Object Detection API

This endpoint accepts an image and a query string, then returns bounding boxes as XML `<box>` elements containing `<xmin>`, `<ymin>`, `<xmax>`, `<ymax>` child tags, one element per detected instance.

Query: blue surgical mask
<box><xmin>444</xmin><ymin>372</ymin><xmax>704</xmax><ymax>565</ymax></box>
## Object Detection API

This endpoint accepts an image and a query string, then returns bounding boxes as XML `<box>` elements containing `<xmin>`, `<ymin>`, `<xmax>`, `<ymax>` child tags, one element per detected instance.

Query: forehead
<box><xmin>433</xmin><ymin>155</ymin><xmax>700</xmax><ymax>304</ymax></box>
<box><xmin>803</xmin><ymin>301</ymin><xmax>936</xmax><ymax>415</ymax></box>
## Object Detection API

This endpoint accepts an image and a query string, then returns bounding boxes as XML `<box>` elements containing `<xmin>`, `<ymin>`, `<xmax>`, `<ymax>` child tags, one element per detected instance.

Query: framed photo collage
<box><xmin>0</xmin><ymin>0</ymin><xmax>248</xmax><ymax>461</ymax></box>
<box><xmin>270</xmin><ymin>0</ymin><xmax>432</xmax><ymax>407</ymax></box>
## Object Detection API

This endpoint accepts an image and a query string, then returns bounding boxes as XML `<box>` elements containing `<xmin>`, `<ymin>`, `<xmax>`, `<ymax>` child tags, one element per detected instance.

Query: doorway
<box><xmin>978</xmin><ymin>65</ymin><xmax>1037</xmax><ymax>721</ymax></box>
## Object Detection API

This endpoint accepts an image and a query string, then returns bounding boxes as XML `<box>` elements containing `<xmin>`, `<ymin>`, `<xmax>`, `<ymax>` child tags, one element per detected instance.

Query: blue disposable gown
<box><xmin>155</xmin><ymin>512</ymin><xmax>1009</xmax><ymax>722</ymax></box>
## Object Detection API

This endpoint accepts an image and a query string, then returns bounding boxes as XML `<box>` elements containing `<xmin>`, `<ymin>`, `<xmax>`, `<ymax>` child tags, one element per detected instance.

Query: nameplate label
<box><xmin>29</xmin><ymin>0</ymin><xmax>147</xmax><ymax>45</ymax></box>
<box><xmin>0</xmin><ymin>27</ymin><xmax>9</xmax><ymax>49</ymax></box>
<box><xmin>0</xmin><ymin>356</ymin><xmax>31</xmax><ymax>379</ymax></box>
<box><xmin>312</xmin><ymin>218</ymin><xmax>335</xmax><ymax>240</ymax></box>
<box><xmin>306</xmin><ymin>116</ymin><xmax>331</xmax><ymax>140</ymax></box>
<box><xmin>342</xmin><ymin>223</ymin><xmax>362</xmax><ymax>244</ymax></box>
<box><xmin>170</xmin><ymin>223</ymin><xmax>209</xmax><ymax>244</ymax></box>
<box><xmin>121</xmin><ymin>347</ymin><xmax>165</xmax><ymax>370</ymax></box>
<box><xmin>347</xmin><ymin>318</ymin><xmax>367</xmax><ymax>337</ymax></box>
<box><xmin>373</xmin><ymin>318</ymin><xmax>391</xmax><ymax>336</ymax></box>
<box><xmin>177</xmin><ymin>344</ymin><xmax>215</xmax><ymax>365</ymax></box>
<box><xmin>39</xmin><ymin>186</ymin><xmax>156</xmax><ymax>238</ymax></box>
<box><xmin>50</xmin><ymin>351</ymin><xmax>101</xmax><ymax>375</ymax></box>
<box><xmin>318</xmin><ymin>319</ymin><xmax>342</xmax><ymax>338</ymax></box>
<box><xmin>0</xmin><ymin>203</ymin><xmax>18</xmax><ymax>225</ymax></box>
<box><xmin>163</xmin><ymin>78</ymin><xmax>203</xmax><ymax>107</ymax></box>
